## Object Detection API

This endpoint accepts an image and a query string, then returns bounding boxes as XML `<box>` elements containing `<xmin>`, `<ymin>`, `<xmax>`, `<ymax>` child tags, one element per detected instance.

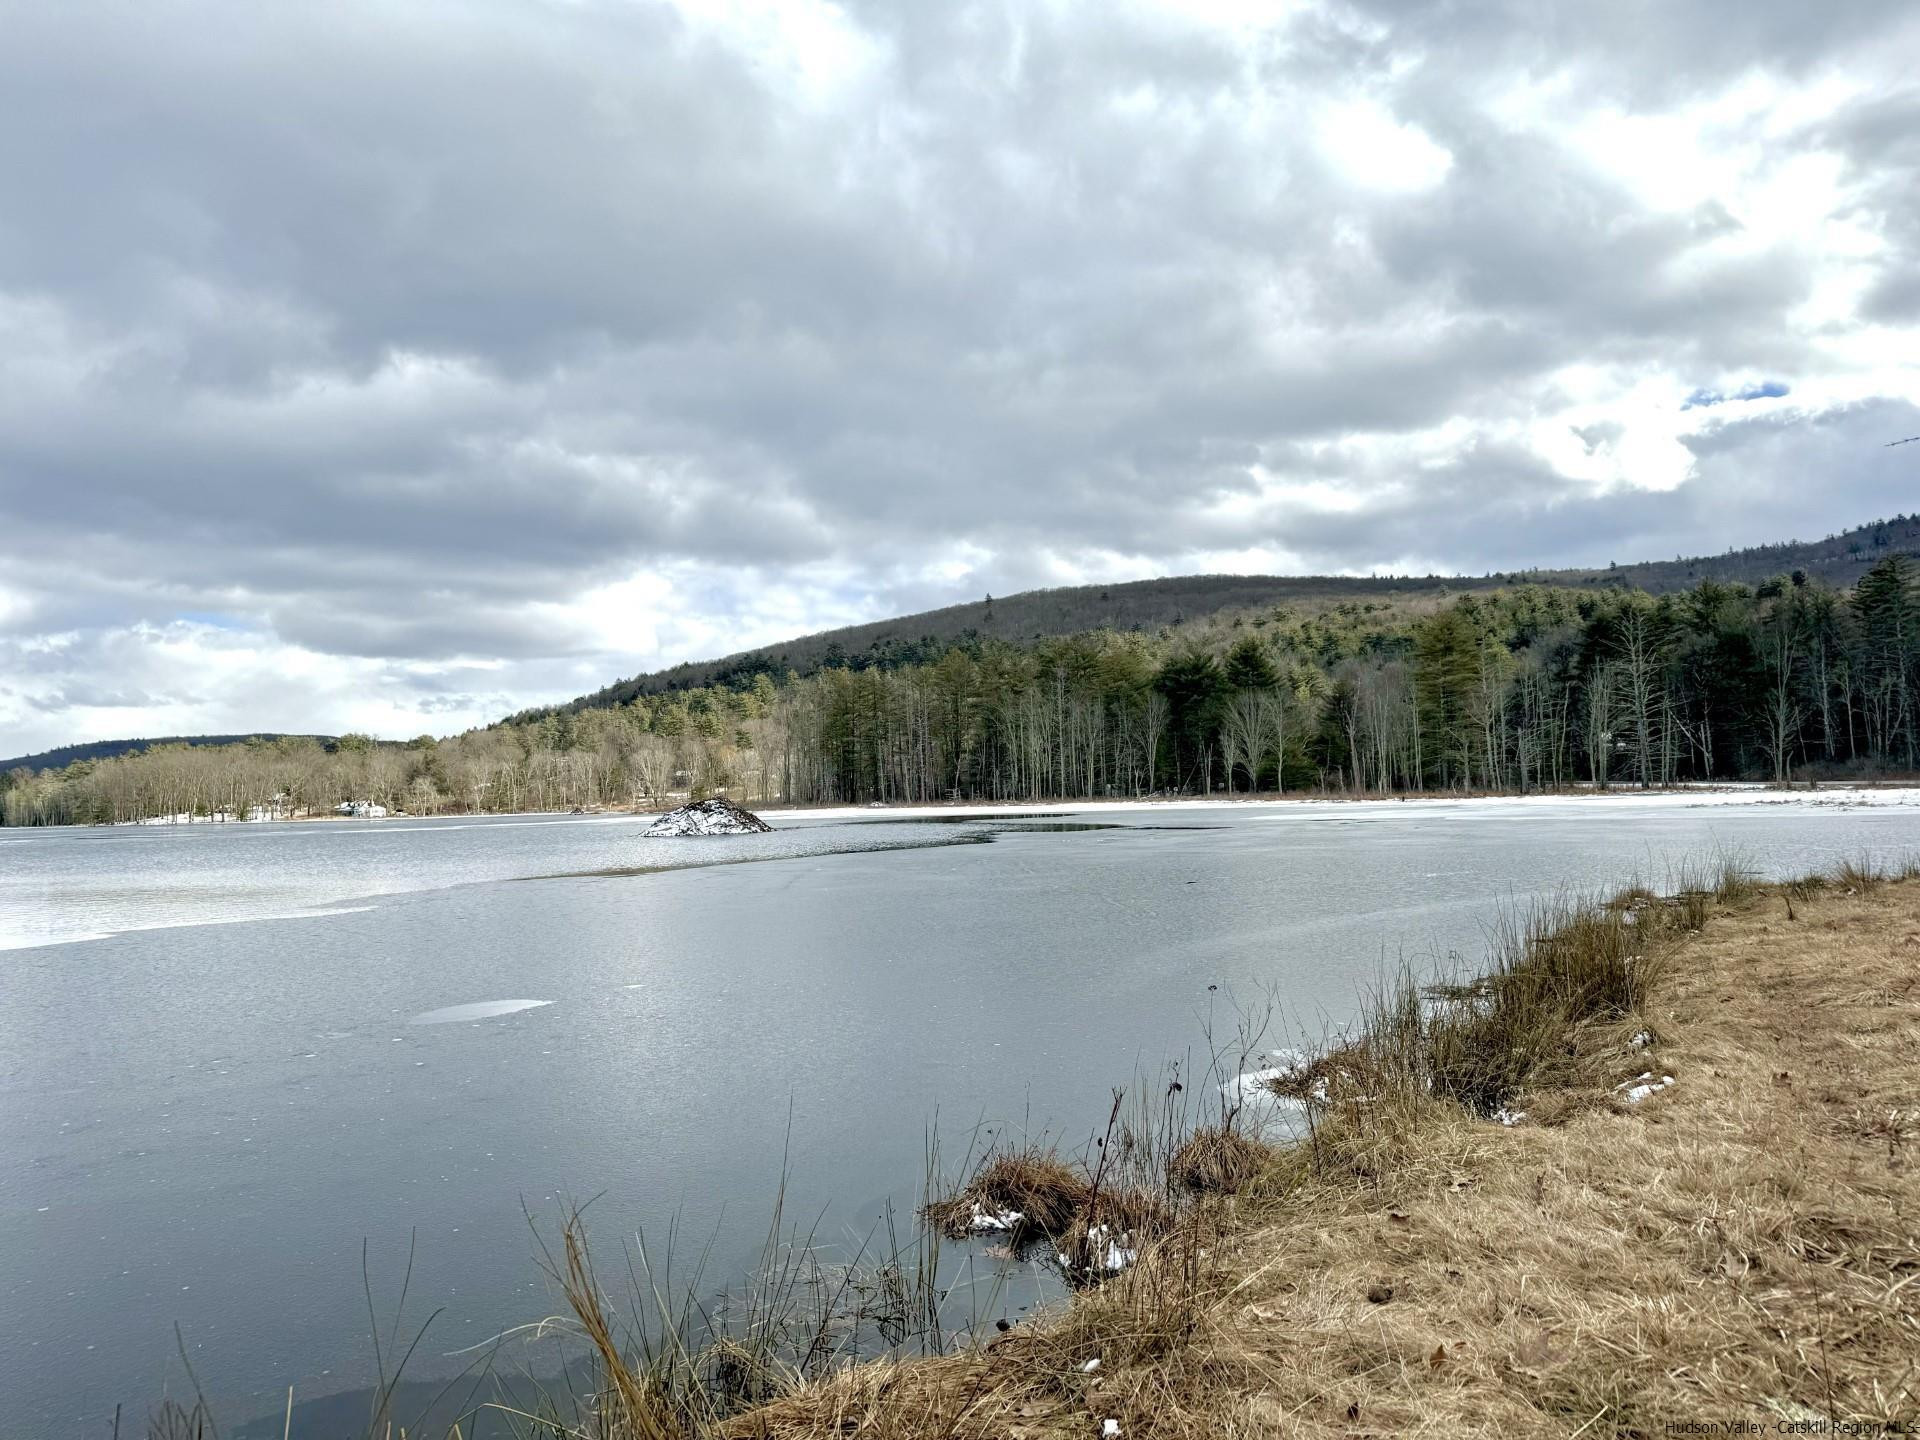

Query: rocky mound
<box><xmin>642</xmin><ymin>797</ymin><xmax>773</xmax><ymax>837</ymax></box>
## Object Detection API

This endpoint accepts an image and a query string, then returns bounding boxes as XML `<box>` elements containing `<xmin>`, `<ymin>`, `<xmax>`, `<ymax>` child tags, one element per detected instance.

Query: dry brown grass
<box><xmin>720</xmin><ymin>876</ymin><xmax>1920</xmax><ymax>1438</ymax></box>
<box><xmin>556</xmin><ymin>1217</ymin><xmax>688</xmax><ymax>1440</ymax></box>
<box><xmin>922</xmin><ymin>1148</ymin><xmax>1091</xmax><ymax>1244</ymax></box>
<box><xmin>1052</xmin><ymin>1188</ymin><xmax>1182</xmax><ymax>1291</ymax></box>
<box><xmin>1166</xmin><ymin>1127</ymin><xmax>1269</xmax><ymax>1196</ymax></box>
<box><xmin>1084</xmin><ymin>1184</ymin><xmax>1179</xmax><ymax>1239</ymax></box>
<box><xmin>1421</xmin><ymin>893</ymin><xmax>1664</xmax><ymax>1117</ymax></box>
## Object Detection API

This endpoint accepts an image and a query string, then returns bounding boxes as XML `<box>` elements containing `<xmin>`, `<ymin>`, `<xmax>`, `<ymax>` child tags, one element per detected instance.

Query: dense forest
<box><xmin>511</xmin><ymin>514</ymin><xmax>1920</xmax><ymax>711</ymax></box>
<box><xmin>4</xmin><ymin>552</ymin><xmax>1915</xmax><ymax>826</ymax></box>
<box><xmin>0</xmin><ymin>732</ymin><xmax>323</xmax><ymax>774</ymax></box>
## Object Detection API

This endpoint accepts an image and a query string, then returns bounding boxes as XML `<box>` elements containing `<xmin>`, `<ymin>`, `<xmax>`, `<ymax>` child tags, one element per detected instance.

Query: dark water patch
<box><xmin>534</xmin><ymin>830</ymin><xmax>997</xmax><ymax>881</ymax></box>
<box><xmin>848</xmin><ymin>811</ymin><xmax>1073</xmax><ymax>825</ymax></box>
<box><xmin>230</xmin><ymin>1361</ymin><xmax>580</xmax><ymax>1440</ymax></box>
<box><xmin>988</xmin><ymin>821</ymin><xmax>1122</xmax><ymax>833</ymax></box>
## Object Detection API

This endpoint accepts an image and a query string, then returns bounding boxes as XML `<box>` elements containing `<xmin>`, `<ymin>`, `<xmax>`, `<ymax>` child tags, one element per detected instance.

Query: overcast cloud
<box><xmin>2</xmin><ymin>0</ymin><xmax>1917</xmax><ymax>755</ymax></box>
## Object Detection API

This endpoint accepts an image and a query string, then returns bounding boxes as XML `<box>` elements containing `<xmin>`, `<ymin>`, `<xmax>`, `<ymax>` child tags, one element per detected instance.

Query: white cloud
<box><xmin>2</xmin><ymin>0</ymin><xmax>1918</xmax><ymax>756</ymax></box>
<box><xmin>1317</xmin><ymin>98</ymin><xmax>1453</xmax><ymax>193</ymax></box>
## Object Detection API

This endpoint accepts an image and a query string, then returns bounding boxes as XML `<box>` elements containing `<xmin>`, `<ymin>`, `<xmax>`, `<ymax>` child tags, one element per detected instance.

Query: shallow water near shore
<box><xmin>3</xmin><ymin>793</ymin><xmax>1917</xmax><ymax>1433</ymax></box>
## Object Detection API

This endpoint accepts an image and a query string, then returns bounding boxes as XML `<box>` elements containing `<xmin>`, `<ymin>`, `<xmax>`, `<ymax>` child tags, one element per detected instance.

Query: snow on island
<box><xmin>642</xmin><ymin>797</ymin><xmax>774</xmax><ymax>837</ymax></box>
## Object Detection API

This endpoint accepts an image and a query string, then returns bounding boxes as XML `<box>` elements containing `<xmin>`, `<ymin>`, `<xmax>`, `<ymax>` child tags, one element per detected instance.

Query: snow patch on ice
<box><xmin>1225</xmin><ymin>1067</ymin><xmax>1291</xmax><ymax>1101</ymax></box>
<box><xmin>409</xmin><ymin>999</ymin><xmax>553</xmax><ymax>1025</ymax></box>
<box><xmin>1223</xmin><ymin>1048</ymin><xmax>1312</xmax><ymax>1107</ymax></box>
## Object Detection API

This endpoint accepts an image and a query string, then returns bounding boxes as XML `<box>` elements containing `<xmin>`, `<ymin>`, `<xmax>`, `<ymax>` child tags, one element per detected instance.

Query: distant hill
<box><xmin>0</xmin><ymin>734</ymin><xmax>328</xmax><ymax>774</ymax></box>
<box><xmin>1530</xmin><ymin>513</ymin><xmax>1920</xmax><ymax>596</ymax></box>
<box><xmin>512</xmin><ymin>513</ymin><xmax>1920</xmax><ymax>720</ymax></box>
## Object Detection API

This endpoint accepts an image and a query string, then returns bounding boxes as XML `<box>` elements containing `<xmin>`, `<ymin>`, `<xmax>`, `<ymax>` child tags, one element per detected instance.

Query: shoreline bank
<box><xmin>764</xmin><ymin>780</ymin><xmax>1920</xmax><ymax>822</ymax></box>
<box><xmin>145</xmin><ymin>853</ymin><xmax>1920</xmax><ymax>1438</ymax></box>
<box><xmin>35</xmin><ymin>779</ymin><xmax>1920</xmax><ymax>831</ymax></box>
<box><xmin>708</xmin><ymin>862</ymin><xmax>1920</xmax><ymax>1438</ymax></box>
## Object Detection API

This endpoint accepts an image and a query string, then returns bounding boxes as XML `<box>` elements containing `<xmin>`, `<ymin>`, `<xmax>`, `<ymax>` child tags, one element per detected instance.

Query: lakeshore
<box><xmin>715</xmin><ymin>867</ymin><xmax>1920</xmax><ymax>1438</ymax></box>
<box><xmin>9</xmin><ymin>801</ymin><xmax>1919</xmax><ymax>1434</ymax></box>
<box><xmin>766</xmin><ymin>781</ymin><xmax>1920</xmax><ymax>822</ymax></box>
<box><xmin>55</xmin><ymin>778</ymin><xmax>1920</xmax><ymax>830</ymax></box>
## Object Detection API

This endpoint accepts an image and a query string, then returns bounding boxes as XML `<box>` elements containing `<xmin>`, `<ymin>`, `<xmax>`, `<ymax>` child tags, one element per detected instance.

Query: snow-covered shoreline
<box><xmin>17</xmin><ymin>782</ymin><xmax>1918</xmax><ymax>834</ymax></box>
<box><xmin>767</xmin><ymin>783</ymin><xmax>1920</xmax><ymax>824</ymax></box>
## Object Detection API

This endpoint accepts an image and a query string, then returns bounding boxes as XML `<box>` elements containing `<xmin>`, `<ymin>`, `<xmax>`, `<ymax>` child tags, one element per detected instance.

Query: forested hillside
<box><xmin>516</xmin><ymin>514</ymin><xmax>1920</xmax><ymax>715</ymax></box>
<box><xmin>0</xmin><ymin>733</ymin><xmax>322</xmax><ymax>774</ymax></box>
<box><xmin>5</xmin><ymin>546</ymin><xmax>1915</xmax><ymax>824</ymax></box>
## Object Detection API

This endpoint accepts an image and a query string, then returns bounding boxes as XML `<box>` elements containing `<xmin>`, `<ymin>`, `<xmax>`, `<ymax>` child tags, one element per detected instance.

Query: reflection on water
<box><xmin>228</xmin><ymin>1354</ymin><xmax>591</xmax><ymax>1440</ymax></box>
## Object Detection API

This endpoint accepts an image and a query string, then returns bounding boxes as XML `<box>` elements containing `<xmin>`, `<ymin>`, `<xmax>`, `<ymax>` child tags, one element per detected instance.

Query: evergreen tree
<box><xmin>1223</xmin><ymin>634</ymin><xmax>1279</xmax><ymax>690</ymax></box>
<box><xmin>1413</xmin><ymin>606</ymin><xmax>1481</xmax><ymax>788</ymax></box>
<box><xmin>1154</xmin><ymin>651</ymin><xmax>1228</xmax><ymax>792</ymax></box>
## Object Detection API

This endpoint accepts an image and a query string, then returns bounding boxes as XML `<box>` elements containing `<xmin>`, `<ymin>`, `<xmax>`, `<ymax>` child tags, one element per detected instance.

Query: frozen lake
<box><xmin>2</xmin><ymin>790</ymin><xmax>1917</xmax><ymax>1432</ymax></box>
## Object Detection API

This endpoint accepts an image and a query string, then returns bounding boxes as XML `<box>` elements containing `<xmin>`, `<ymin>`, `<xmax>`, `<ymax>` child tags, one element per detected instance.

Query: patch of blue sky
<box><xmin>175</xmin><ymin>611</ymin><xmax>248</xmax><ymax>630</ymax></box>
<box><xmin>1682</xmin><ymin>380</ymin><xmax>1790</xmax><ymax>410</ymax></box>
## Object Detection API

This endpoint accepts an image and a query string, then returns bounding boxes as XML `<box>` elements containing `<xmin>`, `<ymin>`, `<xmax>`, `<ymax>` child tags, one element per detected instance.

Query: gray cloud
<box><xmin>1</xmin><ymin>0</ymin><xmax>1917</xmax><ymax>752</ymax></box>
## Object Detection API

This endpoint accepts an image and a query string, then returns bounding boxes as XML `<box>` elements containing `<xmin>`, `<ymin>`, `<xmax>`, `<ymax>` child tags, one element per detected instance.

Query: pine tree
<box><xmin>1413</xmin><ymin>607</ymin><xmax>1481</xmax><ymax>789</ymax></box>
<box><xmin>1852</xmin><ymin>555</ymin><xmax>1915</xmax><ymax>763</ymax></box>
<box><xmin>1223</xmin><ymin>634</ymin><xmax>1278</xmax><ymax>690</ymax></box>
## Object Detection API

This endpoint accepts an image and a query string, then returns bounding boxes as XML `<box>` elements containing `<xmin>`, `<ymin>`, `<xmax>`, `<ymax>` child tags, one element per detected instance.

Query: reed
<box><xmin>1165</xmin><ymin>1126</ymin><xmax>1267</xmax><ymax>1195</ymax></box>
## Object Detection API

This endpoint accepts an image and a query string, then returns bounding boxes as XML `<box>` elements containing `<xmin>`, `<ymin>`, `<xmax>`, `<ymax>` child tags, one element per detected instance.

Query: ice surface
<box><xmin>408</xmin><ymin>999</ymin><xmax>553</xmax><ymax>1025</ymax></box>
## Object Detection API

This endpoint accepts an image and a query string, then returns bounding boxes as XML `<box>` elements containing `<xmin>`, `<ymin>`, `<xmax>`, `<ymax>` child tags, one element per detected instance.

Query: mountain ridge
<box><xmin>511</xmin><ymin>513</ymin><xmax>1920</xmax><ymax>721</ymax></box>
<box><xmin>0</xmin><ymin>734</ymin><xmax>329</xmax><ymax>776</ymax></box>
<box><xmin>8</xmin><ymin>514</ymin><xmax>1915</xmax><ymax>771</ymax></box>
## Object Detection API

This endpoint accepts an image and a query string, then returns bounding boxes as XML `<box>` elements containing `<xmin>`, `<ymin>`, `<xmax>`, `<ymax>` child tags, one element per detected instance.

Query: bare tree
<box><xmin>1142</xmin><ymin>691</ymin><xmax>1170</xmax><ymax>794</ymax></box>
<box><xmin>1220</xmin><ymin>691</ymin><xmax>1265</xmax><ymax>793</ymax></box>
<box><xmin>1758</xmin><ymin>610</ymin><xmax>1802</xmax><ymax>782</ymax></box>
<box><xmin>1613</xmin><ymin>605</ymin><xmax>1665</xmax><ymax>788</ymax></box>
<box><xmin>1585</xmin><ymin>661</ymin><xmax>1619</xmax><ymax>789</ymax></box>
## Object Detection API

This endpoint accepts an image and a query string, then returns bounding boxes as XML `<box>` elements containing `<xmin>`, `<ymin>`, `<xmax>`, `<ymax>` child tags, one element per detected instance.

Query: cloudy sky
<box><xmin>3</xmin><ymin>0</ymin><xmax>1918</xmax><ymax>756</ymax></box>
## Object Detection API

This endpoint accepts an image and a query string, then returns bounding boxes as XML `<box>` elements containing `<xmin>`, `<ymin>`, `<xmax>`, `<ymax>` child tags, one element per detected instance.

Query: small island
<box><xmin>641</xmin><ymin>796</ymin><xmax>773</xmax><ymax>837</ymax></box>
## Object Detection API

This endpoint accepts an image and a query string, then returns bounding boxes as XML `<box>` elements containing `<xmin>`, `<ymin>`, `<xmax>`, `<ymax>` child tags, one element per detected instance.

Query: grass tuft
<box><xmin>1833</xmin><ymin>853</ymin><xmax>1886</xmax><ymax>894</ymax></box>
<box><xmin>1052</xmin><ymin>1189</ymin><xmax>1178</xmax><ymax>1290</ymax></box>
<box><xmin>1422</xmin><ymin>896</ymin><xmax>1660</xmax><ymax>1117</ymax></box>
<box><xmin>922</xmin><ymin>1148</ymin><xmax>1090</xmax><ymax>1243</ymax></box>
<box><xmin>1166</xmin><ymin>1126</ymin><xmax>1269</xmax><ymax>1195</ymax></box>
<box><xmin>1708</xmin><ymin>848</ymin><xmax>1760</xmax><ymax>902</ymax></box>
<box><xmin>1782</xmin><ymin>872</ymin><xmax>1829</xmax><ymax>902</ymax></box>
<box><xmin>1085</xmin><ymin>1183</ymin><xmax>1177</xmax><ymax>1238</ymax></box>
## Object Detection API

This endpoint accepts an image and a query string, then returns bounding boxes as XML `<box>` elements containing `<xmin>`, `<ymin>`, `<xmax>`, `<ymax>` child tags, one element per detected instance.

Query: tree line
<box><xmin>3</xmin><ymin>557</ymin><xmax>1914</xmax><ymax>826</ymax></box>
